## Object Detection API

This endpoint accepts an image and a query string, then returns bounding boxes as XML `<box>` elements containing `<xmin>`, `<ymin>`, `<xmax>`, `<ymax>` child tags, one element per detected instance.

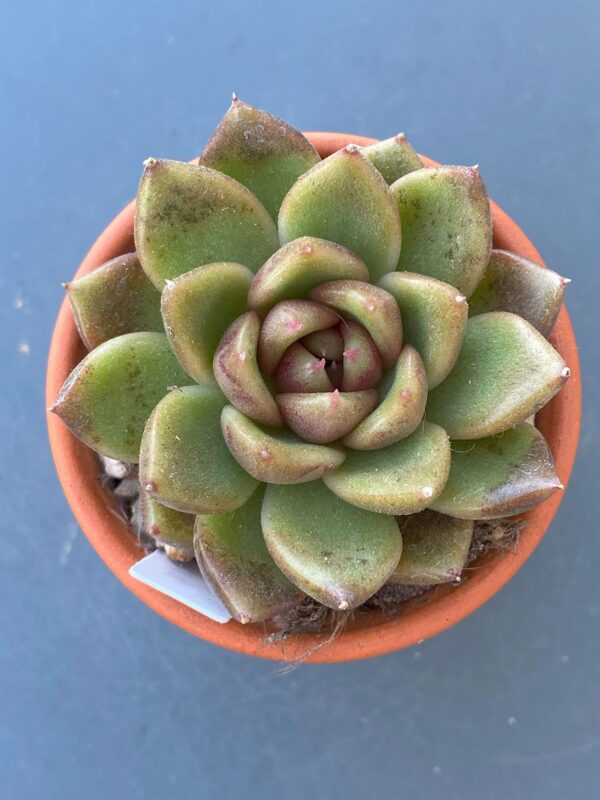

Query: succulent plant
<box><xmin>51</xmin><ymin>97</ymin><xmax>570</xmax><ymax>624</ymax></box>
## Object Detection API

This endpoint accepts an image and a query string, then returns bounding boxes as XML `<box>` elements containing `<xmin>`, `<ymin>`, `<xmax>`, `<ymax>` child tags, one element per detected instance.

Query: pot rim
<box><xmin>46</xmin><ymin>132</ymin><xmax>581</xmax><ymax>662</ymax></box>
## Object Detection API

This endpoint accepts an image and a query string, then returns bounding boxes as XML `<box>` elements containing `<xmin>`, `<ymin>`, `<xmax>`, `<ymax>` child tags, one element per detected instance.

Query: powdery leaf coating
<box><xmin>340</xmin><ymin>322</ymin><xmax>383</xmax><ymax>391</ymax></box>
<box><xmin>161</xmin><ymin>262</ymin><xmax>253</xmax><ymax>385</ymax></box>
<box><xmin>391</xmin><ymin>166</ymin><xmax>492</xmax><ymax>296</ymax></box>
<box><xmin>426</xmin><ymin>312</ymin><xmax>569</xmax><ymax>439</ymax></box>
<box><xmin>139</xmin><ymin>385</ymin><xmax>258</xmax><ymax>514</ymax></box>
<box><xmin>135</xmin><ymin>159</ymin><xmax>278</xmax><ymax>288</ymax></box>
<box><xmin>468</xmin><ymin>249</ymin><xmax>567</xmax><ymax>337</ymax></box>
<box><xmin>275</xmin><ymin>343</ymin><xmax>334</xmax><ymax>393</ymax></box>
<box><xmin>324</xmin><ymin>422</ymin><xmax>451</xmax><ymax>514</ymax></box>
<box><xmin>302</xmin><ymin>327</ymin><xmax>344</xmax><ymax>362</ymax></box>
<box><xmin>66</xmin><ymin>253</ymin><xmax>163</xmax><ymax>349</ymax></box>
<box><xmin>139</xmin><ymin>487</ymin><xmax>195</xmax><ymax>557</ymax></box>
<box><xmin>279</xmin><ymin>147</ymin><xmax>402</xmax><ymax>282</ymax></box>
<box><xmin>262</xmin><ymin>481</ymin><xmax>403</xmax><ymax>610</ymax></box>
<box><xmin>276</xmin><ymin>390</ymin><xmax>378</xmax><ymax>444</ymax></box>
<box><xmin>51</xmin><ymin>332</ymin><xmax>189</xmax><ymax>463</ymax></box>
<box><xmin>200</xmin><ymin>98</ymin><xmax>320</xmax><ymax>219</ymax></box>
<box><xmin>362</xmin><ymin>134</ymin><xmax>424</xmax><ymax>184</ymax></box>
<box><xmin>378</xmin><ymin>271</ymin><xmax>468</xmax><ymax>388</ymax></box>
<box><xmin>431</xmin><ymin>423</ymin><xmax>561</xmax><ymax>519</ymax></box>
<box><xmin>343</xmin><ymin>345</ymin><xmax>427</xmax><ymax>450</ymax></box>
<box><xmin>213</xmin><ymin>311</ymin><xmax>282</xmax><ymax>426</ymax></box>
<box><xmin>390</xmin><ymin>510</ymin><xmax>473</xmax><ymax>585</ymax></box>
<box><xmin>310</xmin><ymin>280</ymin><xmax>402</xmax><ymax>369</ymax></box>
<box><xmin>248</xmin><ymin>236</ymin><xmax>370</xmax><ymax>318</ymax></box>
<box><xmin>221</xmin><ymin>405</ymin><xmax>345</xmax><ymax>484</ymax></box>
<box><xmin>194</xmin><ymin>486</ymin><xmax>304</xmax><ymax>623</ymax></box>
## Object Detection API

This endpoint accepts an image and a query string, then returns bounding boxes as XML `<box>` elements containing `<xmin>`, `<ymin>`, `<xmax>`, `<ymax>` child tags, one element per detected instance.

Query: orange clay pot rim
<box><xmin>46</xmin><ymin>131</ymin><xmax>581</xmax><ymax>663</ymax></box>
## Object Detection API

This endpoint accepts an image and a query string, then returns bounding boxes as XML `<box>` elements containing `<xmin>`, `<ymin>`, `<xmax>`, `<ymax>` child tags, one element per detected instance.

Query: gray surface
<box><xmin>2</xmin><ymin>1</ymin><xmax>598</xmax><ymax>797</ymax></box>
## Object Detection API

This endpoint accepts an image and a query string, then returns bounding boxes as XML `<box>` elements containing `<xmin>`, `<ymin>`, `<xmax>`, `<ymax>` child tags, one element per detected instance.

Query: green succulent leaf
<box><xmin>262</xmin><ymin>481</ymin><xmax>403</xmax><ymax>610</ymax></box>
<box><xmin>213</xmin><ymin>311</ymin><xmax>282</xmax><ymax>426</ymax></box>
<box><xmin>139</xmin><ymin>487</ymin><xmax>195</xmax><ymax>556</ymax></box>
<box><xmin>276</xmin><ymin>390</ymin><xmax>378</xmax><ymax>444</ymax></box>
<box><xmin>362</xmin><ymin>134</ymin><xmax>424</xmax><ymax>184</ymax></box>
<box><xmin>66</xmin><ymin>253</ymin><xmax>163</xmax><ymax>349</ymax></box>
<box><xmin>426</xmin><ymin>312</ymin><xmax>569</xmax><ymax>439</ymax></box>
<box><xmin>302</xmin><ymin>327</ymin><xmax>344</xmax><ymax>361</ymax></box>
<box><xmin>468</xmin><ymin>249</ymin><xmax>568</xmax><ymax>337</ymax></box>
<box><xmin>194</xmin><ymin>486</ymin><xmax>304</xmax><ymax>623</ymax></box>
<box><xmin>279</xmin><ymin>146</ymin><xmax>402</xmax><ymax>282</ymax></box>
<box><xmin>340</xmin><ymin>321</ymin><xmax>383</xmax><ymax>391</ymax></box>
<box><xmin>139</xmin><ymin>385</ymin><xmax>258</xmax><ymax>514</ymax></box>
<box><xmin>275</xmin><ymin>342</ymin><xmax>334</xmax><ymax>393</ymax></box>
<box><xmin>221</xmin><ymin>405</ymin><xmax>345</xmax><ymax>484</ymax></box>
<box><xmin>51</xmin><ymin>332</ymin><xmax>188</xmax><ymax>462</ymax></box>
<box><xmin>310</xmin><ymin>280</ymin><xmax>402</xmax><ymax>369</ymax></box>
<box><xmin>324</xmin><ymin>422</ymin><xmax>451</xmax><ymax>514</ymax></box>
<box><xmin>248</xmin><ymin>237</ymin><xmax>369</xmax><ymax>318</ymax></box>
<box><xmin>390</xmin><ymin>510</ymin><xmax>473</xmax><ymax>585</ymax></box>
<box><xmin>135</xmin><ymin>159</ymin><xmax>278</xmax><ymax>288</ymax></box>
<box><xmin>431</xmin><ymin>423</ymin><xmax>561</xmax><ymax>519</ymax></box>
<box><xmin>391</xmin><ymin>166</ymin><xmax>492</xmax><ymax>296</ymax></box>
<box><xmin>378</xmin><ymin>271</ymin><xmax>468</xmax><ymax>388</ymax></box>
<box><xmin>161</xmin><ymin>262</ymin><xmax>253</xmax><ymax>385</ymax></box>
<box><xmin>343</xmin><ymin>345</ymin><xmax>427</xmax><ymax>450</ymax></box>
<box><xmin>200</xmin><ymin>97</ymin><xmax>320</xmax><ymax>220</ymax></box>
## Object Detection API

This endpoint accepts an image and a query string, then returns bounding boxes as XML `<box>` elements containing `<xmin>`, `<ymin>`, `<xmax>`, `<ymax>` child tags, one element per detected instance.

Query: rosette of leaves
<box><xmin>52</xmin><ymin>97</ymin><xmax>570</xmax><ymax>624</ymax></box>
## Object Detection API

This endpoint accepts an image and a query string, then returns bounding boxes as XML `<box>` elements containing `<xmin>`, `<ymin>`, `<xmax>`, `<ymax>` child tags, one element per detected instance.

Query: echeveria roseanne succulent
<box><xmin>52</xmin><ymin>97</ymin><xmax>570</xmax><ymax>623</ymax></box>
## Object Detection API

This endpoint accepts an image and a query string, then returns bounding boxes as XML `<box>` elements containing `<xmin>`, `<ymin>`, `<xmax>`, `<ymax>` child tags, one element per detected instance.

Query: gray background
<box><xmin>2</xmin><ymin>1</ymin><xmax>598</xmax><ymax>797</ymax></box>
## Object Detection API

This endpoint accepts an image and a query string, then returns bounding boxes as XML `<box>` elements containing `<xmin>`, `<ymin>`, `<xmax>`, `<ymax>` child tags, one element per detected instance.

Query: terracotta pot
<box><xmin>46</xmin><ymin>132</ymin><xmax>581</xmax><ymax>662</ymax></box>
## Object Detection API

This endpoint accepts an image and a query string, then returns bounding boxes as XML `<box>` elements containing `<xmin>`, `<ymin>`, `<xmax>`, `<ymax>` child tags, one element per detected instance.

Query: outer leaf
<box><xmin>324</xmin><ymin>422</ymin><xmax>451</xmax><ymax>514</ymax></box>
<box><xmin>343</xmin><ymin>346</ymin><xmax>427</xmax><ymax>450</ymax></box>
<box><xmin>213</xmin><ymin>311</ymin><xmax>282</xmax><ymax>426</ymax></box>
<box><xmin>139</xmin><ymin>386</ymin><xmax>258</xmax><ymax>514</ymax></box>
<box><xmin>66</xmin><ymin>253</ymin><xmax>163</xmax><ymax>349</ymax></box>
<box><xmin>431</xmin><ymin>424</ymin><xmax>561</xmax><ymax>519</ymax></box>
<box><xmin>279</xmin><ymin>146</ymin><xmax>402</xmax><ymax>282</ymax></box>
<box><xmin>378</xmin><ymin>271</ymin><xmax>468</xmax><ymax>388</ymax></box>
<box><xmin>468</xmin><ymin>249</ymin><xmax>568</xmax><ymax>337</ymax></box>
<box><xmin>221</xmin><ymin>405</ymin><xmax>345</xmax><ymax>484</ymax></box>
<box><xmin>262</xmin><ymin>481</ymin><xmax>403</xmax><ymax>610</ymax></box>
<box><xmin>390</xmin><ymin>511</ymin><xmax>473</xmax><ymax>585</ymax></box>
<box><xmin>248</xmin><ymin>237</ymin><xmax>369</xmax><ymax>318</ymax></box>
<box><xmin>50</xmin><ymin>333</ymin><xmax>188</xmax><ymax>462</ymax></box>
<box><xmin>162</xmin><ymin>262</ymin><xmax>253</xmax><ymax>385</ymax></box>
<box><xmin>362</xmin><ymin>134</ymin><xmax>423</xmax><ymax>184</ymax></box>
<box><xmin>194</xmin><ymin>486</ymin><xmax>304</xmax><ymax>623</ymax></box>
<box><xmin>276</xmin><ymin>390</ymin><xmax>378</xmax><ymax>444</ymax></box>
<box><xmin>135</xmin><ymin>159</ymin><xmax>278</xmax><ymax>288</ymax></box>
<box><xmin>426</xmin><ymin>312</ymin><xmax>569</xmax><ymax>439</ymax></box>
<box><xmin>391</xmin><ymin>166</ymin><xmax>492</xmax><ymax>296</ymax></box>
<box><xmin>140</xmin><ymin>487</ymin><xmax>195</xmax><ymax>557</ymax></box>
<box><xmin>200</xmin><ymin>97</ymin><xmax>320</xmax><ymax>219</ymax></box>
<box><xmin>274</xmin><ymin>343</ymin><xmax>334</xmax><ymax>393</ymax></box>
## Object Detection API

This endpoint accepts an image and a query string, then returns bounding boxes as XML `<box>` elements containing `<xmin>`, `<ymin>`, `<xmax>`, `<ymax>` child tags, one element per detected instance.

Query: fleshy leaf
<box><xmin>200</xmin><ymin>97</ymin><xmax>320</xmax><ymax>220</ymax></box>
<box><xmin>302</xmin><ymin>327</ymin><xmax>344</xmax><ymax>361</ymax></box>
<box><xmin>221</xmin><ymin>405</ymin><xmax>345</xmax><ymax>483</ymax></box>
<box><xmin>258</xmin><ymin>300</ymin><xmax>340</xmax><ymax>376</ymax></box>
<box><xmin>468</xmin><ymin>249</ymin><xmax>568</xmax><ymax>337</ymax></box>
<box><xmin>194</xmin><ymin>486</ymin><xmax>304</xmax><ymax>623</ymax></box>
<box><xmin>343</xmin><ymin>346</ymin><xmax>427</xmax><ymax>450</ymax></box>
<box><xmin>324</xmin><ymin>422</ymin><xmax>451</xmax><ymax>514</ymax></box>
<box><xmin>66</xmin><ymin>253</ymin><xmax>163</xmax><ymax>349</ymax></box>
<box><xmin>378</xmin><ymin>271</ymin><xmax>468</xmax><ymax>388</ymax></box>
<box><xmin>310</xmin><ymin>280</ymin><xmax>402</xmax><ymax>369</ymax></box>
<box><xmin>362</xmin><ymin>134</ymin><xmax>423</xmax><ymax>184</ymax></box>
<box><xmin>391</xmin><ymin>166</ymin><xmax>492</xmax><ymax>296</ymax></box>
<box><xmin>276</xmin><ymin>390</ymin><xmax>378</xmax><ymax>444</ymax></box>
<box><xmin>139</xmin><ymin>487</ymin><xmax>195</xmax><ymax>557</ymax></box>
<box><xmin>135</xmin><ymin>159</ymin><xmax>278</xmax><ymax>288</ymax></box>
<box><xmin>274</xmin><ymin>342</ymin><xmax>334</xmax><ymax>393</ymax></box>
<box><xmin>340</xmin><ymin>321</ymin><xmax>382</xmax><ymax>391</ymax></box>
<box><xmin>213</xmin><ymin>311</ymin><xmax>282</xmax><ymax>426</ymax></box>
<box><xmin>262</xmin><ymin>481</ymin><xmax>402</xmax><ymax>610</ymax></box>
<box><xmin>279</xmin><ymin>146</ymin><xmax>402</xmax><ymax>282</ymax></box>
<box><xmin>390</xmin><ymin>511</ymin><xmax>473</xmax><ymax>585</ymax></box>
<box><xmin>426</xmin><ymin>312</ymin><xmax>569</xmax><ymax>439</ymax></box>
<box><xmin>51</xmin><ymin>333</ymin><xmax>189</xmax><ymax>462</ymax></box>
<box><xmin>431</xmin><ymin>423</ymin><xmax>562</xmax><ymax>519</ymax></box>
<box><xmin>162</xmin><ymin>262</ymin><xmax>253</xmax><ymax>385</ymax></box>
<box><xmin>139</xmin><ymin>385</ymin><xmax>258</xmax><ymax>514</ymax></box>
